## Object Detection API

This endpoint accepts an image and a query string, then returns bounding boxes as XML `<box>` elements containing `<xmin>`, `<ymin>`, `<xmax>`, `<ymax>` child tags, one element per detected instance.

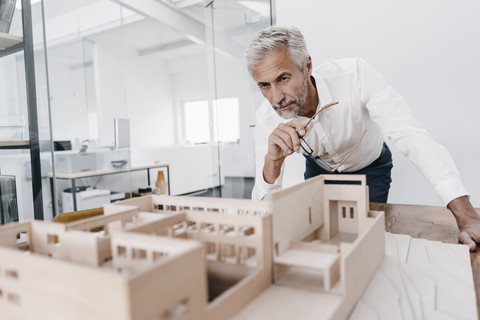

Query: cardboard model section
<box><xmin>0</xmin><ymin>174</ymin><xmax>476</xmax><ymax>319</ymax></box>
<box><xmin>235</xmin><ymin>175</ymin><xmax>386</xmax><ymax>319</ymax></box>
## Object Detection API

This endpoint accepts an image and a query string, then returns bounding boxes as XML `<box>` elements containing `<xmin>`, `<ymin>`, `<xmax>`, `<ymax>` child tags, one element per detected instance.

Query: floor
<box><xmin>182</xmin><ymin>177</ymin><xmax>255</xmax><ymax>199</ymax></box>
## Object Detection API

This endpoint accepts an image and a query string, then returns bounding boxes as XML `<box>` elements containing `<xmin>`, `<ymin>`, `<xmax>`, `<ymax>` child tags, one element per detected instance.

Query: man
<box><xmin>245</xmin><ymin>26</ymin><xmax>480</xmax><ymax>251</ymax></box>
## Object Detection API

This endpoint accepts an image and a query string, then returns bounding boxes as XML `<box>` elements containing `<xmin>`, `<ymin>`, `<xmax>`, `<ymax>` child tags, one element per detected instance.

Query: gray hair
<box><xmin>245</xmin><ymin>26</ymin><xmax>310</xmax><ymax>76</ymax></box>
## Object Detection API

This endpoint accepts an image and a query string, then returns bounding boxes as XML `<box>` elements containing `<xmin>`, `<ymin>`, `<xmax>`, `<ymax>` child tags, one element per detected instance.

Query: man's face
<box><xmin>251</xmin><ymin>47</ymin><xmax>310</xmax><ymax>119</ymax></box>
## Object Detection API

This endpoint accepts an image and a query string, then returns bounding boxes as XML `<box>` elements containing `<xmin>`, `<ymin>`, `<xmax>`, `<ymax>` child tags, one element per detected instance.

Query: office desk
<box><xmin>50</xmin><ymin>162</ymin><xmax>170</xmax><ymax>214</ymax></box>
<box><xmin>370</xmin><ymin>202</ymin><xmax>480</xmax><ymax>318</ymax></box>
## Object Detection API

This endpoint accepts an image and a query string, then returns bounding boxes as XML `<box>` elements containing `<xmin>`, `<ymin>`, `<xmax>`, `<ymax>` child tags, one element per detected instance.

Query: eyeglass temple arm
<box><xmin>302</xmin><ymin>101</ymin><xmax>339</xmax><ymax>131</ymax></box>
<box><xmin>331</xmin><ymin>129</ymin><xmax>368</xmax><ymax>173</ymax></box>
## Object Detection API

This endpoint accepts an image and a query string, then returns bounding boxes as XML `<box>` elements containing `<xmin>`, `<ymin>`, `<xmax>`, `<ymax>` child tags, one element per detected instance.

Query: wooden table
<box><xmin>370</xmin><ymin>202</ymin><xmax>480</xmax><ymax>317</ymax></box>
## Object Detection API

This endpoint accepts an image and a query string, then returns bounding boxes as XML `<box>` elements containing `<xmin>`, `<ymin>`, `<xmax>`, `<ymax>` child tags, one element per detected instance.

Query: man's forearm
<box><xmin>263</xmin><ymin>155</ymin><xmax>284</xmax><ymax>184</ymax></box>
<box><xmin>447</xmin><ymin>195</ymin><xmax>478</xmax><ymax>225</ymax></box>
<box><xmin>447</xmin><ymin>195</ymin><xmax>480</xmax><ymax>251</ymax></box>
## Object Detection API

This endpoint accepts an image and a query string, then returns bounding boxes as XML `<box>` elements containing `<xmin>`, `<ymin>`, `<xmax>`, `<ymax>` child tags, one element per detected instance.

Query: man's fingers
<box><xmin>276</xmin><ymin>124</ymin><xmax>300</xmax><ymax>152</ymax></box>
<box><xmin>458</xmin><ymin>231</ymin><xmax>477</xmax><ymax>252</ymax></box>
<box><xmin>267</xmin><ymin>120</ymin><xmax>306</xmax><ymax>161</ymax></box>
<box><xmin>274</xmin><ymin>126</ymin><xmax>295</xmax><ymax>150</ymax></box>
<box><xmin>269</xmin><ymin>134</ymin><xmax>293</xmax><ymax>156</ymax></box>
<box><xmin>287</xmin><ymin>118</ymin><xmax>306</xmax><ymax>136</ymax></box>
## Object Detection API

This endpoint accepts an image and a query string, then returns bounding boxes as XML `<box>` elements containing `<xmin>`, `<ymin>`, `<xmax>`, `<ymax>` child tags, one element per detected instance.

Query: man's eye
<box><xmin>280</xmin><ymin>76</ymin><xmax>288</xmax><ymax>82</ymax></box>
<box><xmin>259</xmin><ymin>83</ymin><xmax>270</xmax><ymax>89</ymax></box>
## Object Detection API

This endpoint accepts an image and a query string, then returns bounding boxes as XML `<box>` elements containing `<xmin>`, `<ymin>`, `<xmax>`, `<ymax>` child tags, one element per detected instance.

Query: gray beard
<box><xmin>273</xmin><ymin>76</ymin><xmax>309</xmax><ymax>119</ymax></box>
<box><xmin>277</xmin><ymin>103</ymin><xmax>301</xmax><ymax>119</ymax></box>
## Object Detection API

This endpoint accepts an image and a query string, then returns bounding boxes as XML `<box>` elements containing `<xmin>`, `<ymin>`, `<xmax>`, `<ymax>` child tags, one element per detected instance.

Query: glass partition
<box><xmin>0</xmin><ymin>0</ymin><xmax>55</xmax><ymax>222</ymax></box>
<box><xmin>41</xmin><ymin>0</ymin><xmax>135</xmax><ymax>215</ymax></box>
<box><xmin>112</xmin><ymin>0</ymin><xmax>218</xmax><ymax>198</ymax></box>
<box><xmin>205</xmin><ymin>0</ymin><xmax>272</xmax><ymax>198</ymax></box>
<box><xmin>1</xmin><ymin>0</ymin><xmax>274</xmax><ymax>224</ymax></box>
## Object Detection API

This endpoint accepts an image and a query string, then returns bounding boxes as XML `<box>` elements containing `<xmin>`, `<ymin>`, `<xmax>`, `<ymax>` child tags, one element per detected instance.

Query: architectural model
<box><xmin>0</xmin><ymin>197</ymin><xmax>272</xmax><ymax>320</ymax></box>
<box><xmin>0</xmin><ymin>174</ymin><xmax>476</xmax><ymax>319</ymax></box>
<box><xmin>233</xmin><ymin>174</ymin><xmax>386</xmax><ymax>319</ymax></box>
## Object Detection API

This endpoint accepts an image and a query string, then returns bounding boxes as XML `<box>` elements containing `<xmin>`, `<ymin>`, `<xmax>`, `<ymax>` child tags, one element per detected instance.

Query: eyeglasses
<box><xmin>299</xmin><ymin>101</ymin><xmax>367</xmax><ymax>173</ymax></box>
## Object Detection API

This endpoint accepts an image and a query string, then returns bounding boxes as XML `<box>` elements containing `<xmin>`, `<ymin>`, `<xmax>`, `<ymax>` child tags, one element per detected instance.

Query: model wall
<box><xmin>270</xmin><ymin>176</ymin><xmax>325</xmax><ymax>254</ymax></box>
<box><xmin>333</xmin><ymin>211</ymin><xmax>385</xmax><ymax>320</ymax></box>
<box><xmin>0</xmin><ymin>247</ymin><xmax>130</xmax><ymax>320</ymax></box>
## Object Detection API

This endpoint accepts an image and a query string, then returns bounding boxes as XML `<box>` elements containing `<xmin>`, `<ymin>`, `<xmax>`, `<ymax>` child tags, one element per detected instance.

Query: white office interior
<box><xmin>1</xmin><ymin>0</ymin><xmax>479</xmax><ymax>224</ymax></box>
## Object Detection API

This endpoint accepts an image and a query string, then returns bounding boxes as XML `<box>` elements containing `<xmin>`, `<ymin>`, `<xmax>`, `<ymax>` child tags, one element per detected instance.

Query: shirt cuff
<box><xmin>433</xmin><ymin>177</ymin><xmax>470</xmax><ymax>206</ymax></box>
<box><xmin>252</xmin><ymin>174</ymin><xmax>282</xmax><ymax>200</ymax></box>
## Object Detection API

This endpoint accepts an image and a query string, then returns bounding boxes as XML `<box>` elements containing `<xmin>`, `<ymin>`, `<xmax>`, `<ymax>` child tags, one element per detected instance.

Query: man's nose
<box><xmin>270</xmin><ymin>85</ymin><xmax>284</xmax><ymax>104</ymax></box>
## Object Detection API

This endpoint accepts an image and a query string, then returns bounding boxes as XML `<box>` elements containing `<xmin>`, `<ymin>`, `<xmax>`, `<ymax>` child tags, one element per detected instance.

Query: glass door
<box><xmin>0</xmin><ymin>0</ymin><xmax>55</xmax><ymax>222</ymax></box>
<box><xmin>205</xmin><ymin>0</ymin><xmax>273</xmax><ymax>198</ymax></box>
<box><xmin>41</xmin><ymin>0</ymin><xmax>133</xmax><ymax>215</ymax></box>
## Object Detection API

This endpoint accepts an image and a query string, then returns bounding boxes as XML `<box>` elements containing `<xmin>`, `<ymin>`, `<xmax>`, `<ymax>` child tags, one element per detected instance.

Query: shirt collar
<box><xmin>311</xmin><ymin>73</ymin><xmax>334</xmax><ymax>108</ymax></box>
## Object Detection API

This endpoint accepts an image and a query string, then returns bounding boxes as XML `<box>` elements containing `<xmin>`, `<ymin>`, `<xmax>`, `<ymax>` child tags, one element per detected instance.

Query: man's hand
<box><xmin>263</xmin><ymin>118</ymin><xmax>306</xmax><ymax>184</ymax></box>
<box><xmin>447</xmin><ymin>195</ymin><xmax>480</xmax><ymax>251</ymax></box>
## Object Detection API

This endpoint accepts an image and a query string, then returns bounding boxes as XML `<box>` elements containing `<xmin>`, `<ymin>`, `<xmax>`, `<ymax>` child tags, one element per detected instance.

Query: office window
<box><xmin>184</xmin><ymin>100</ymin><xmax>210</xmax><ymax>144</ymax></box>
<box><xmin>213</xmin><ymin>97</ymin><xmax>240</xmax><ymax>143</ymax></box>
<box><xmin>183</xmin><ymin>97</ymin><xmax>240</xmax><ymax>144</ymax></box>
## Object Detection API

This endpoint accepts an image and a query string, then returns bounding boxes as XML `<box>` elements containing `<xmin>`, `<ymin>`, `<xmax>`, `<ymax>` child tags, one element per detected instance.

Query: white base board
<box><xmin>350</xmin><ymin>232</ymin><xmax>477</xmax><ymax>320</ymax></box>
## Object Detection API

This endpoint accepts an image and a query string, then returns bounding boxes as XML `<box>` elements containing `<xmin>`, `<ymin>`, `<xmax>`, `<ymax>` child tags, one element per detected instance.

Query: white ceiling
<box><xmin>31</xmin><ymin>0</ymin><xmax>270</xmax><ymax>61</ymax></box>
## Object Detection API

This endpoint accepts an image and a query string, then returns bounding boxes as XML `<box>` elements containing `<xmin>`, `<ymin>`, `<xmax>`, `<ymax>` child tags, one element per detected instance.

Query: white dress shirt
<box><xmin>252</xmin><ymin>57</ymin><xmax>468</xmax><ymax>205</ymax></box>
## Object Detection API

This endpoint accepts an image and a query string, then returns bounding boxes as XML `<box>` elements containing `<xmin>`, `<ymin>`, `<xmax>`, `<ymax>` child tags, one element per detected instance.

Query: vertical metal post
<box><xmin>22</xmin><ymin>0</ymin><xmax>44</xmax><ymax>220</ymax></box>
<box><xmin>206</xmin><ymin>0</ymin><xmax>222</xmax><ymax>198</ymax></box>
<box><xmin>71</xmin><ymin>179</ymin><xmax>77</xmax><ymax>211</ymax></box>
<box><xmin>49</xmin><ymin>177</ymin><xmax>56</xmax><ymax>215</ymax></box>
<box><xmin>166</xmin><ymin>166</ymin><xmax>170</xmax><ymax>195</ymax></box>
<box><xmin>41</xmin><ymin>0</ymin><xmax>58</xmax><ymax>217</ymax></box>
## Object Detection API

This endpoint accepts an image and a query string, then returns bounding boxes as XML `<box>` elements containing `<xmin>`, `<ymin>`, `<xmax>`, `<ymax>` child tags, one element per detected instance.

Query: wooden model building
<box><xmin>0</xmin><ymin>196</ymin><xmax>272</xmax><ymax>320</ymax></box>
<box><xmin>104</xmin><ymin>175</ymin><xmax>385</xmax><ymax>319</ymax></box>
<box><xmin>0</xmin><ymin>174</ymin><xmax>476</xmax><ymax>319</ymax></box>
<box><xmin>0</xmin><ymin>217</ymin><xmax>204</xmax><ymax>320</ymax></box>
<box><xmin>234</xmin><ymin>174</ymin><xmax>385</xmax><ymax>319</ymax></box>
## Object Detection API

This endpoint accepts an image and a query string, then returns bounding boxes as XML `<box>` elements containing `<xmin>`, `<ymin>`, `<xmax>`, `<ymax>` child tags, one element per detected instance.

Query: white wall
<box><xmin>124</xmin><ymin>50</ymin><xmax>175</xmax><ymax>147</ymax></box>
<box><xmin>47</xmin><ymin>43</ymin><xmax>91</xmax><ymax>147</ymax></box>
<box><xmin>130</xmin><ymin>145</ymin><xmax>221</xmax><ymax>195</ymax></box>
<box><xmin>93</xmin><ymin>35</ymin><xmax>129</xmax><ymax>148</ymax></box>
<box><xmin>170</xmin><ymin>53</ymin><xmax>257</xmax><ymax>177</ymax></box>
<box><xmin>170</xmin><ymin>54</ymin><xmax>210</xmax><ymax>143</ymax></box>
<box><xmin>207</xmin><ymin>54</ymin><xmax>257</xmax><ymax>178</ymax></box>
<box><xmin>277</xmin><ymin>0</ymin><xmax>480</xmax><ymax>206</ymax></box>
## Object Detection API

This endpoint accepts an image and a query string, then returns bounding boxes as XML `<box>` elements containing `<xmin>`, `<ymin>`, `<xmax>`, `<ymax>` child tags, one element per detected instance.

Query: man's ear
<box><xmin>306</xmin><ymin>56</ymin><xmax>313</xmax><ymax>75</ymax></box>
